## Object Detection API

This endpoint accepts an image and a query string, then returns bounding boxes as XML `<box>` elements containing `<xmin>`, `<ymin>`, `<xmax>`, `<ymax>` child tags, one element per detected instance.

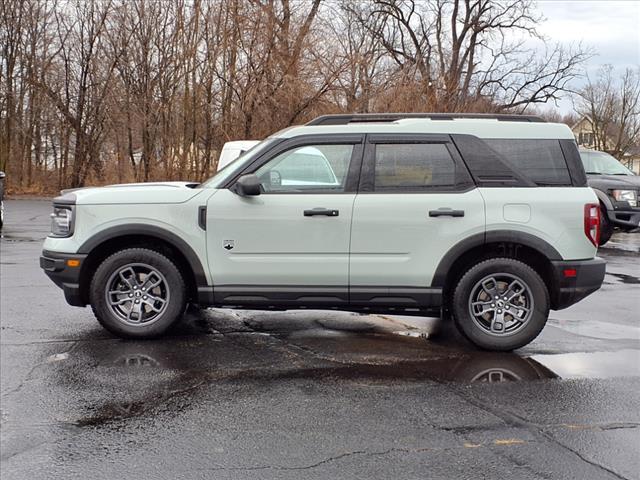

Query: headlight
<box><xmin>611</xmin><ymin>190</ymin><xmax>637</xmax><ymax>207</ymax></box>
<box><xmin>50</xmin><ymin>205</ymin><xmax>74</xmax><ymax>237</ymax></box>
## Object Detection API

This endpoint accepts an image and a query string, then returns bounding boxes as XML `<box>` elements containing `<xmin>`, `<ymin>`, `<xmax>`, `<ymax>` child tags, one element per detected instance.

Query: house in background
<box><xmin>571</xmin><ymin>115</ymin><xmax>640</xmax><ymax>174</ymax></box>
<box><xmin>622</xmin><ymin>145</ymin><xmax>640</xmax><ymax>174</ymax></box>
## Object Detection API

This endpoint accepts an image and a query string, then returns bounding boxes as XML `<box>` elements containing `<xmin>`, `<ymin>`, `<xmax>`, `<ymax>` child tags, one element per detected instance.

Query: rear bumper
<box><xmin>40</xmin><ymin>250</ymin><xmax>87</xmax><ymax>307</ymax></box>
<box><xmin>551</xmin><ymin>257</ymin><xmax>606</xmax><ymax>310</ymax></box>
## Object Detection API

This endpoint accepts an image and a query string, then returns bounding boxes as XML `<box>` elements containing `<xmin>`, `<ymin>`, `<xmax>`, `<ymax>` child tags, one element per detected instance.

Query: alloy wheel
<box><xmin>105</xmin><ymin>263</ymin><xmax>170</xmax><ymax>326</ymax></box>
<box><xmin>468</xmin><ymin>273</ymin><xmax>534</xmax><ymax>336</ymax></box>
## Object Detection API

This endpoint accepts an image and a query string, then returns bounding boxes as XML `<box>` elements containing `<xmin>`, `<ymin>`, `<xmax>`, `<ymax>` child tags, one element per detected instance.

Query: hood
<box><xmin>56</xmin><ymin>181</ymin><xmax>204</xmax><ymax>205</ymax></box>
<box><xmin>587</xmin><ymin>174</ymin><xmax>640</xmax><ymax>191</ymax></box>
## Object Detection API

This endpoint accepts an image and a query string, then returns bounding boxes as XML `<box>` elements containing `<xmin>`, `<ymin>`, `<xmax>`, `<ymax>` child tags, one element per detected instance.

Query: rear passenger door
<box><xmin>349</xmin><ymin>135</ymin><xmax>485</xmax><ymax>308</ymax></box>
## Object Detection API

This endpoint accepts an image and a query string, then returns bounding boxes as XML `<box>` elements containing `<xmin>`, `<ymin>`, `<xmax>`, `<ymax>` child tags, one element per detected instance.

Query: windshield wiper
<box><xmin>585</xmin><ymin>171</ymin><xmax>601</xmax><ymax>175</ymax></box>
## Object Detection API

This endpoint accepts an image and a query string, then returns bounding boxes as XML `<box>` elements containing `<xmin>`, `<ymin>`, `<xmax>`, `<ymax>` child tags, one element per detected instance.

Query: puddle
<box><xmin>76</xmin><ymin>401</ymin><xmax>148</xmax><ymax>426</ymax></box>
<box><xmin>601</xmin><ymin>232</ymin><xmax>640</xmax><ymax>254</ymax></box>
<box><xmin>54</xmin><ymin>310</ymin><xmax>639</xmax><ymax>428</ymax></box>
<box><xmin>607</xmin><ymin>272</ymin><xmax>640</xmax><ymax>284</ymax></box>
<box><xmin>548</xmin><ymin>318</ymin><xmax>640</xmax><ymax>341</ymax></box>
<box><xmin>71</xmin><ymin>350</ymin><xmax>561</xmax><ymax>428</ymax></box>
<box><xmin>71</xmin><ymin>346</ymin><xmax>640</xmax><ymax>427</ymax></box>
<box><xmin>113</xmin><ymin>353</ymin><xmax>160</xmax><ymax>368</ymax></box>
<box><xmin>530</xmin><ymin>349</ymin><xmax>640</xmax><ymax>379</ymax></box>
<box><xmin>393</xmin><ymin>330</ymin><xmax>431</xmax><ymax>339</ymax></box>
<box><xmin>47</xmin><ymin>352</ymin><xmax>70</xmax><ymax>363</ymax></box>
<box><xmin>0</xmin><ymin>235</ymin><xmax>44</xmax><ymax>243</ymax></box>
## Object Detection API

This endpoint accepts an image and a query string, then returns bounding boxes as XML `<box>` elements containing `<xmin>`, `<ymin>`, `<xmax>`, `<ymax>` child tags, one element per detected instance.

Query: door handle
<box><xmin>429</xmin><ymin>208</ymin><xmax>465</xmax><ymax>218</ymax></box>
<box><xmin>304</xmin><ymin>208</ymin><xmax>339</xmax><ymax>217</ymax></box>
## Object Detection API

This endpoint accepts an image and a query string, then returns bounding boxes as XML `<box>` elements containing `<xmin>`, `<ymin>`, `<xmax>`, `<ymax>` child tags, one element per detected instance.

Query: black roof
<box><xmin>306</xmin><ymin>113</ymin><xmax>546</xmax><ymax>126</ymax></box>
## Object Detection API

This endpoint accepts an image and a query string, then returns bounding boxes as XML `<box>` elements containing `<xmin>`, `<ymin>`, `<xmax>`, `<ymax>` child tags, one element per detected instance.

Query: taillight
<box><xmin>584</xmin><ymin>203</ymin><xmax>600</xmax><ymax>247</ymax></box>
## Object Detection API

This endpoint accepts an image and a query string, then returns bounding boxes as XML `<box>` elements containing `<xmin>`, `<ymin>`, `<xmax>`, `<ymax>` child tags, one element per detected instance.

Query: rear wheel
<box><xmin>90</xmin><ymin>248</ymin><xmax>186</xmax><ymax>338</ymax></box>
<box><xmin>452</xmin><ymin>258</ymin><xmax>549</xmax><ymax>351</ymax></box>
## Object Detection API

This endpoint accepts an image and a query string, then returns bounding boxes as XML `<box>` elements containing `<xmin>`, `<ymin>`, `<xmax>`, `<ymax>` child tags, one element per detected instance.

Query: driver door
<box><xmin>206</xmin><ymin>135</ymin><xmax>364</xmax><ymax>308</ymax></box>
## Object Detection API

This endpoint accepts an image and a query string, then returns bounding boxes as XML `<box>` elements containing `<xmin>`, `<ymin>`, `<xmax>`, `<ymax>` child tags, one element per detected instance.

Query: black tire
<box><xmin>90</xmin><ymin>248</ymin><xmax>186</xmax><ymax>338</ymax></box>
<box><xmin>598</xmin><ymin>205</ymin><xmax>613</xmax><ymax>246</ymax></box>
<box><xmin>452</xmin><ymin>258</ymin><xmax>549</xmax><ymax>351</ymax></box>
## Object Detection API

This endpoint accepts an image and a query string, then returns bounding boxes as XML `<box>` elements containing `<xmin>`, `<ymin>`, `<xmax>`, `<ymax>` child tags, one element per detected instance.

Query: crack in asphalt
<box><xmin>556</xmin><ymin>422</ymin><xmax>640</xmax><ymax>431</ymax></box>
<box><xmin>0</xmin><ymin>341</ymin><xmax>79</xmax><ymax>399</ymax></box>
<box><xmin>196</xmin><ymin>442</ymin><xmax>538</xmax><ymax>472</ymax></box>
<box><xmin>0</xmin><ymin>438</ymin><xmax>57</xmax><ymax>463</ymax></box>
<box><xmin>447</xmin><ymin>386</ymin><xmax>632</xmax><ymax>480</ymax></box>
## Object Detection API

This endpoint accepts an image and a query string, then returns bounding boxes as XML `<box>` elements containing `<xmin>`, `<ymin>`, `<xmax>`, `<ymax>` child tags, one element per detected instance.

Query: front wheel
<box><xmin>452</xmin><ymin>258</ymin><xmax>549</xmax><ymax>351</ymax></box>
<box><xmin>90</xmin><ymin>248</ymin><xmax>186</xmax><ymax>338</ymax></box>
<box><xmin>598</xmin><ymin>205</ymin><xmax>613</xmax><ymax>246</ymax></box>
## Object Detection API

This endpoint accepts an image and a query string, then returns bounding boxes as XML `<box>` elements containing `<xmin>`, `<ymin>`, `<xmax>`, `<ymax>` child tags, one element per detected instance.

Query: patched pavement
<box><xmin>1</xmin><ymin>199</ymin><xmax>639</xmax><ymax>479</ymax></box>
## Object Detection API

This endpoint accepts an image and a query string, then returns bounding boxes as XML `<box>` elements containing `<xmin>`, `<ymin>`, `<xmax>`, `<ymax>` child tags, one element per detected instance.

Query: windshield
<box><xmin>580</xmin><ymin>151</ymin><xmax>635</xmax><ymax>176</ymax></box>
<box><xmin>200</xmin><ymin>139</ymin><xmax>277</xmax><ymax>188</ymax></box>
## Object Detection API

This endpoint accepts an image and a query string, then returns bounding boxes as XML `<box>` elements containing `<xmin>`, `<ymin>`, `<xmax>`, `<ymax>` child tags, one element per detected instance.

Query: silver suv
<box><xmin>40</xmin><ymin>113</ymin><xmax>606</xmax><ymax>351</ymax></box>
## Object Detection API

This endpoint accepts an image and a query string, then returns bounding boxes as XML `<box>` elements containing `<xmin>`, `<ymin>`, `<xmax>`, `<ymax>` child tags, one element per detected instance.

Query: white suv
<box><xmin>40</xmin><ymin>113</ymin><xmax>606</xmax><ymax>351</ymax></box>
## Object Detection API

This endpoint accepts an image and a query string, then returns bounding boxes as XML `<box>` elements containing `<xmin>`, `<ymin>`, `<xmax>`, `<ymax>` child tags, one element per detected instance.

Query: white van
<box><xmin>217</xmin><ymin>141</ymin><xmax>260</xmax><ymax>171</ymax></box>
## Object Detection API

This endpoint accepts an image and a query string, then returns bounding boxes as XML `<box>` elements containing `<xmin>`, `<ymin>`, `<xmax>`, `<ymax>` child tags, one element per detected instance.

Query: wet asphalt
<box><xmin>0</xmin><ymin>199</ymin><xmax>639</xmax><ymax>480</ymax></box>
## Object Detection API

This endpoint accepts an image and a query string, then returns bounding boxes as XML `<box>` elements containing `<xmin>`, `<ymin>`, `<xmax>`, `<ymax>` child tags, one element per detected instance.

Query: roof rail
<box><xmin>306</xmin><ymin>113</ymin><xmax>546</xmax><ymax>126</ymax></box>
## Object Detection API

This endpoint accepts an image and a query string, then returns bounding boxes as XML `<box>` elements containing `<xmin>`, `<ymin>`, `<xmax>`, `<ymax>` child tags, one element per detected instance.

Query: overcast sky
<box><xmin>535</xmin><ymin>0</ymin><xmax>640</xmax><ymax>114</ymax></box>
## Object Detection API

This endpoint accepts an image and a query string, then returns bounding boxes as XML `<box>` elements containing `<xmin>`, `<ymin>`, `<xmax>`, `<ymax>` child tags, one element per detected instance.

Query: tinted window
<box><xmin>254</xmin><ymin>144</ymin><xmax>353</xmax><ymax>192</ymax></box>
<box><xmin>484</xmin><ymin>139</ymin><xmax>571</xmax><ymax>186</ymax></box>
<box><xmin>374</xmin><ymin>143</ymin><xmax>456</xmax><ymax>191</ymax></box>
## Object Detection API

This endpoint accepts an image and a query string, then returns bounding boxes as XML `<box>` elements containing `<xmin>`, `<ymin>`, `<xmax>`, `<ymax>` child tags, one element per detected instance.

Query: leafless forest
<box><xmin>0</xmin><ymin>0</ymin><xmax>607</xmax><ymax>192</ymax></box>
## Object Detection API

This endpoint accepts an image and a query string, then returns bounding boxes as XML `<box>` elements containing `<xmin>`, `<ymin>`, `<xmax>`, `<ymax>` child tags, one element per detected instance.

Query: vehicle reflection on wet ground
<box><xmin>1</xmin><ymin>200</ymin><xmax>639</xmax><ymax>480</ymax></box>
<box><xmin>49</xmin><ymin>304</ymin><xmax>640</xmax><ymax>428</ymax></box>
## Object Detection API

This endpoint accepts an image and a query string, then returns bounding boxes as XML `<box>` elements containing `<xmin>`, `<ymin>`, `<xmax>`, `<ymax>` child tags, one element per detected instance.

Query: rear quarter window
<box><xmin>484</xmin><ymin>139</ymin><xmax>572</xmax><ymax>186</ymax></box>
<box><xmin>374</xmin><ymin>143</ymin><xmax>456</xmax><ymax>191</ymax></box>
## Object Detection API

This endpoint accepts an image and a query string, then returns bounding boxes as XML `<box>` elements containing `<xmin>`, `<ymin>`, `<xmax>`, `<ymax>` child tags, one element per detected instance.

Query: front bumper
<box><xmin>40</xmin><ymin>250</ymin><xmax>87</xmax><ymax>307</ymax></box>
<box><xmin>607</xmin><ymin>204</ymin><xmax>640</xmax><ymax>231</ymax></box>
<box><xmin>551</xmin><ymin>257</ymin><xmax>606</xmax><ymax>310</ymax></box>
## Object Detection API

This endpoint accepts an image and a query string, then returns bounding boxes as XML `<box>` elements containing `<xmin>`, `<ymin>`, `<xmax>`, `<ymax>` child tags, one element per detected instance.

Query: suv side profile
<box><xmin>579</xmin><ymin>149</ymin><xmax>640</xmax><ymax>245</ymax></box>
<box><xmin>40</xmin><ymin>113</ymin><xmax>606</xmax><ymax>351</ymax></box>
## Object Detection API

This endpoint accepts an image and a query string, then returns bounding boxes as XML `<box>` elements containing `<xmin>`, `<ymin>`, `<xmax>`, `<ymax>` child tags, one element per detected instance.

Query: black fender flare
<box><xmin>591</xmin><ymin>188</ymin><xmax>614</xmax><ymax>211</ymax></box>
<box><xmin>77</xmin><ymin>224</ymin><xmax>208</xmax><ymax>287</ymax></box>
<box><xmin>431</xmin><ymin>230</ymin><xmax>562</xmax><ymax>288</ymax></box>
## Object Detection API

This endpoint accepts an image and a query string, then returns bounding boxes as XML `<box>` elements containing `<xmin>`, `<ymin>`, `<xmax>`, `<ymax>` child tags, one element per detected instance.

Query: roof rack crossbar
<box><xmin>306</xmin><ymin>113</ymin><xmax>546</xmax><ymax>126</ymax></box>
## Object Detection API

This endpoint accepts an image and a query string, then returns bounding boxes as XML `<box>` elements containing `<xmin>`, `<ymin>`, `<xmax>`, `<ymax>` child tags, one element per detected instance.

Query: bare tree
<box><xmin>576</xmin><ymin>66</ymin><xmax>640</xmax><ymax>160</ymax></box>
<box><xmin>347</xmin><ymin>0</ymin><xmax>590</xmax><ymax>112</ymax></box>
<box><xmin>32</xmin><ymin>0</ymin><xmax>123</xmax><ymax>187</ymax></box>
<box><xmin>0</xmin><ymin>0</ymin><xmax>594</xmax><ymax>193</ymax></box>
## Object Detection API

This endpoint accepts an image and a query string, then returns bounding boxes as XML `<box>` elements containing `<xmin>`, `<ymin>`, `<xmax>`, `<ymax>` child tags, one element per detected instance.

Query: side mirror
<box><xmin>233</xmin><ymin>174</ymin><xmax>261</xmax><ymax>196</ymax></box>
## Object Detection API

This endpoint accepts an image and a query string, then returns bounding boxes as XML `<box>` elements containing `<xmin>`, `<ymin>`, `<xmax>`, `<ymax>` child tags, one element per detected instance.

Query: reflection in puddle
<box><xmin>70</xmin><ymin>349</ymin><xmax>558</xmax><ymax>427</ymax></box>
<box><xmin>55</xmin><ymin>310</ymin><xmax>639</xmax><ymax>428</ymax></box>
<box><xmin>531</xmin><ymin>349</ymin><xmax>640</xmax><ymax>379</ymax></box>
<box><xmin>113</xmin><ymin>354</ymin><xmax>160</xmax><ymax>368</ymax></box>
<box><xmin>392</xmin><ymin>330</ymin><xmax>431</xmax><ymax>339</ymax></box>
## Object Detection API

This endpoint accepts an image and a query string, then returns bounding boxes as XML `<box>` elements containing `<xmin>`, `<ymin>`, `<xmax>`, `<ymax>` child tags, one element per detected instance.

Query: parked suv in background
<box><xmin>579</xmin><ymin>149</ymin><xmax>640</xmax><ymax>245</ymax></box>
<box><xmin>40</xmin><ymin>113</ymin><xmax>605</xmax><ymax>351</ymax></box>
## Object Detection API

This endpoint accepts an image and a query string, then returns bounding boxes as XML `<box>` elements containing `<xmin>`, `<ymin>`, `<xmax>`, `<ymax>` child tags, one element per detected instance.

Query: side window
<box><xmin>374</xmin><ymin>143</ymin><xmax>456</xmax><ymax>191</ymax></box>
<box><xmin>254</xmin><ymin>145</ymin><xmax>353</xmax><ymax>193</ymax></box>
<box><xmin>484</xmin><ymin>139</ymin><xmax>572</xmax><ymax>186</ymax></box>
